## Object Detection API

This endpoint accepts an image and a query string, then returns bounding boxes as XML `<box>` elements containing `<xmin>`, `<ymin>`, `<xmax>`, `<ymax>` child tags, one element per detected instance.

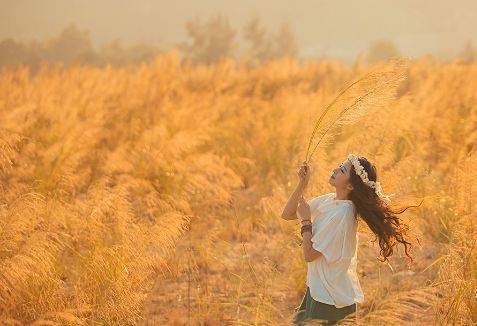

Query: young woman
<box><xmin>281</xmin><ymin>154</ymin><xmax>417</xmax><ymax>325</ymax></box>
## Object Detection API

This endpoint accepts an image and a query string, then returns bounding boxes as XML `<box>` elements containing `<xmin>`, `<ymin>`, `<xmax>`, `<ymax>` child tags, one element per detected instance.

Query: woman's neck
<box><xmin>334</xmin><ymin>188</ymin><xmax>350</xmax><ymax>200</ymax></box>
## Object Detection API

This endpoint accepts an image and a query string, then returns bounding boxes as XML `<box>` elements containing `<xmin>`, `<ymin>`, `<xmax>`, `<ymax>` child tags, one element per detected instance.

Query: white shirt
<box><xmin>299</xmin><ymin>192</ymin><xmax>364</xmax><ymax>308</ymax></box>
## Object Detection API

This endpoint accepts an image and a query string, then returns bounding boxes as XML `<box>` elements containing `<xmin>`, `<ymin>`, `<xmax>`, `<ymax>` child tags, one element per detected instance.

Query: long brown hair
<box><xmin>348</xmin><ymin>156</ymin><xmax>422</xmax><ymax>264</ymax></box>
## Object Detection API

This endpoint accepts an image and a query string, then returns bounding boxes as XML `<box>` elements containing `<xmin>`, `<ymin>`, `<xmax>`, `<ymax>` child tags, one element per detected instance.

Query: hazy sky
<box><xmin>1</xmin><ymin>0</ymin><xmax>476</xmax><ymax>62</ymax></box>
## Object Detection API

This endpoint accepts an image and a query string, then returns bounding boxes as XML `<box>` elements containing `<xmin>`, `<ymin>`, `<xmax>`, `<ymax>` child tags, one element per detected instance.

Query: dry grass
<box><xmin>0</xmin><ymin>54</ymin><xmax>476</xmax><ymax>324</ymax></box>
<box><xmin>435</xmin><ymin>151</ymin><xmax>477</xmax><ymax>325</ymax></box>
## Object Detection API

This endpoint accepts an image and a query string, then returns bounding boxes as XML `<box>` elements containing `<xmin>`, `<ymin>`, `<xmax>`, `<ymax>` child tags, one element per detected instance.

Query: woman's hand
<box><xmin>297</xmin><ymin>160</ymin><xmax>311</xmax><ymax>189</ymax></box>
<box><xmin>297</xmin><ymin>196</ymin><xmax>312</xmax><ymax>222</ymax></box>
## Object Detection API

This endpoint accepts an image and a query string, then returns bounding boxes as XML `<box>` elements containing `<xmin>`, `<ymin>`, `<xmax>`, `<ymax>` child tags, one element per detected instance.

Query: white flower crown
<box><xmin>347</xmin><ymin>154</ymin><xmax>394</xmax><ymax>202</ymax></box>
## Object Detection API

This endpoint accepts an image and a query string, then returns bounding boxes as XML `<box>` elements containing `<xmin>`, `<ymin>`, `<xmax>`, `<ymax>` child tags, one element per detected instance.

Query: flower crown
<box><xmin>347</xmin><ymin>154</ymin><xmax>394</xmax><ymax>202</ymax></box>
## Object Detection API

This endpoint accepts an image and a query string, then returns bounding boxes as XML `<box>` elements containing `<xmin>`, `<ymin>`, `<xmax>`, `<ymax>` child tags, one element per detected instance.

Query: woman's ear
<box><xmin>347</xmin><ymin>183</ymin><xmax>354</xmax><ymax>191</ymax></box>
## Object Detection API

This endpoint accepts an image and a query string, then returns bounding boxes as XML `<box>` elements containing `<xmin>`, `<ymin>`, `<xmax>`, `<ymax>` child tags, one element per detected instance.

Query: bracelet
<box><xmin>300</xmin><ymin>219</ymin><xmax>311</xmax><ymax>225</ymax></box>
<box><xmin>300</xmin><ymin>224</ymin><xmax>312</xmax><ymax>236</ymax></box>
<box><xmin>301</xmin><ymin>225</ymin><xmax>312</xmax><ymax>236</ymax></box>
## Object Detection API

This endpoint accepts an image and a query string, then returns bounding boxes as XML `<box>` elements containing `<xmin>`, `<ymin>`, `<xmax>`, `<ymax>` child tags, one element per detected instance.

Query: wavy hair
<box><xmin>348</xmin><ymin>156</ymin><xmax>423</xmax><ymax>264</ymax></box>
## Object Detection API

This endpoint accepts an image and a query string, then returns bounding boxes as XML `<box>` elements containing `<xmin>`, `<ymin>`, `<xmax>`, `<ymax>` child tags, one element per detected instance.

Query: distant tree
<box><xmin>97</xmin><ymin>40</ymin><xmax>124</xmax><ymax>65</ymax></box>
<box><xmin>0</xmin><ymin>38</ymin><xmax>28</xmax><ymax>66</ymax></box>
<box><xmin>42</xmin><ymin>24</ymin><xmax>96</xmax><ymax>64</ymax></box>
<box><xmin>179</xmin><ymin>13</ymin><xmax>236</xmax><ymax>65</ymax></box>
<box><xmin>274</xmin><ymin>21</ymin><xmax>298</xmax><ymax>58</ymax></box>
<box><xmin>0</xmin><ymin>24</ymin><xmax>165</xmax><ymax>69</ymax></box>
<box><xmin>98</xmin><ymin>40</ymin><xmax>160</xmax><ymax>65</ymax></box>
<box><xmin>0</xmin><ymin>39</ymin><xmax>45</xmax><ymax>70</ymax></box>
<box><xmin>243</xmin><ymin>16</ymin><xmax>273</xmax><ymax>64</ymax></box>
<box><xmin>458</xmin><ymin>40</ymin><xmax>477</xmax><ymax>63</ymax></box>
<box><xmin>243</xmin><ymin>17</ymin><xmax>298</xmax><ymax>65</ymax></box>
<box><xmin>365</xmin><ymin>39</ymin><xmax>401</xmax><ymax>64</ymax></box>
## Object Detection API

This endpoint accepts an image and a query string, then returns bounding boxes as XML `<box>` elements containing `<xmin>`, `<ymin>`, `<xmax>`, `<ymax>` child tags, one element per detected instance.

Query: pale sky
<box><xmin>1</xmin><ymin>0</ymin><xmax>476</xmax><ymax>62</ymax></box>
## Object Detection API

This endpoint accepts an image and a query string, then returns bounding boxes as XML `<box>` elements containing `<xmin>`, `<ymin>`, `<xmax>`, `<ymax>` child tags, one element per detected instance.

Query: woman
<box><xmin>281</xmin><ymin>154</ymin><xmax>417</xmax><ymax>325</ymax></box>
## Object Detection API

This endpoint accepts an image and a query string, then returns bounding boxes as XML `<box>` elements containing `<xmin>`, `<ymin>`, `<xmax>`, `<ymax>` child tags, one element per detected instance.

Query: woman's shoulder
<box><xmin>313</xmin><ymin>192</ymin><xmax>334</xmax><ymax>200</ymax></box>
<box><xmin>309</xmin><ymin>192</ymin><xmax>334</xmax><ymax>205</ymax></box>
<box><xmin>307</xmin><ymin>192</ymin><xmax>334</xmax><ymax>214</ymax></box>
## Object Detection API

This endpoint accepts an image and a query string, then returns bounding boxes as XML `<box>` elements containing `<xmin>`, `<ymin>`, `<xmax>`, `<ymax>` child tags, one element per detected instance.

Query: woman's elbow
<box><xmin>305</xmin><ymin>250</ymin><xmax>322</xmax><ymax>262</ymax></box>
<box><xmin>280</xmin><ymin>210</ymin><xmax>296</xmax><ymax>220</ymax></box>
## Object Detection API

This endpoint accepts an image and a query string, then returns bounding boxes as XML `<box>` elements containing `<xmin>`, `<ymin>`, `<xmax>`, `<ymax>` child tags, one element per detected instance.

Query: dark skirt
<box><xmin>293</xmin><ymin>287</ymin><xmax>356</xmax><ymax>325</ymax></box>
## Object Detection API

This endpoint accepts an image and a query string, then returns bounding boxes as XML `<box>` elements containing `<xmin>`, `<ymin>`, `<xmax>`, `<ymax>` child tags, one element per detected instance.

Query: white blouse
<box><xmin>299</xmin><ymin>192</ymin><xmax>364</xmax><ymax>308</ymax></box>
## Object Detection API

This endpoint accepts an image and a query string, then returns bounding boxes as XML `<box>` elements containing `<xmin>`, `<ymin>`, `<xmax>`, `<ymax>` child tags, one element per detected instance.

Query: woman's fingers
<box><xmin>297</xmin><ymin>162</ymin><xmax>310</xmax><ymax>180</ymax></box>
<box><xmin>299</xmin><ymin>167</ymin><xmax>308</xmax><ymax>176</ymax></box>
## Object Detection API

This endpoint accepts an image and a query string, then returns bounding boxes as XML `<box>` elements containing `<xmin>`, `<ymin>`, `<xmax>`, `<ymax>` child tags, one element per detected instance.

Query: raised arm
<box><xmin>280</xmin><ymin>161</ymin><xmax>310</xmax><ymax>220</ymax></box>
<box><xmin>280</xmin><ymin>182</ymin><xmax>305</xmax><ymax>220</ymax></box>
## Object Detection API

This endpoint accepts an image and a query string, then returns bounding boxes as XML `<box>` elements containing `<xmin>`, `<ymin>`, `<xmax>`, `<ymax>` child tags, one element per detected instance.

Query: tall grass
<box><xmin>436</xmin><ymin>151</ymin><xmax>477</xmax><ymax>324</ymax></box>
<box><xmin>0</xmin><ymin>54</ymin><xmax>476</xmax><ymax>324</ymax></box>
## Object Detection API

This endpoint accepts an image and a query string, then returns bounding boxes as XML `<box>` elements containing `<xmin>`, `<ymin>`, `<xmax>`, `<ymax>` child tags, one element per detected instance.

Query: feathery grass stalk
<box><xmin>305</xmin><ymin>58</ymin><xmax>408</xmax><ymax>162</ymax></box>
<box><xmin>234</xmin><ymin>245</ymin><xmax>246</xmax><ymax>321</ymax></box>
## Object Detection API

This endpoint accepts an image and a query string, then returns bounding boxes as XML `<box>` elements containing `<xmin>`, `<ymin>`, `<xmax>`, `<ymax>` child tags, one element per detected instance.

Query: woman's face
<box><xmin>328</xmin><ymin>159</ymin><xmax>353</xmax><ymax>189</ymax></box>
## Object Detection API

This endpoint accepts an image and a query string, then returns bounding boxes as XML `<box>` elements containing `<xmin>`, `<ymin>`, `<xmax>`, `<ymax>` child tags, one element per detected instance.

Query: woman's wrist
<box><xmin>300</xmin><ymin>219</ymin><xmax>312</xmax><ymax>226</ymax></box>
<box><xmin>300</xmin><ymin>224</ymin><xmax>312</xmax><ymax>236</ymax></box>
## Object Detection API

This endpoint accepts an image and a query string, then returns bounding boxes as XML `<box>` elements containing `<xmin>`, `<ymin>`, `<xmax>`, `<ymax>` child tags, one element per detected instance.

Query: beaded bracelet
<box><xmin>300</xmin><ymin>224</ymin><xmax>312</xmax><ymax>236</ymax></box>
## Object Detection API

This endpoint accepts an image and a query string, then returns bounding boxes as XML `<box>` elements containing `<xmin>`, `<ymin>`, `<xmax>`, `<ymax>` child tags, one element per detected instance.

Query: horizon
<box><xmin>1</xmin><ymin>0</ymin><xmax>476</xmax><ymax>63</ymax></box>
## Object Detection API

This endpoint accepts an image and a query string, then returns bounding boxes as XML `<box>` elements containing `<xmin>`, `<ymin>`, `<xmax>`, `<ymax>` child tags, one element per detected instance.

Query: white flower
<box><xmin>347</xmin><ymin>153</ymin><xmax>393</xmax><ymax>201</ymax></box>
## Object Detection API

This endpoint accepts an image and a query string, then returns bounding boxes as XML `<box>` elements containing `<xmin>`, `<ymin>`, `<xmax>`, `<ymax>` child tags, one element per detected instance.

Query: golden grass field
<box><xmin>0</xmin><ymin>53</ymin><xmax>476</xmax><ymax>325</ymax></box>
